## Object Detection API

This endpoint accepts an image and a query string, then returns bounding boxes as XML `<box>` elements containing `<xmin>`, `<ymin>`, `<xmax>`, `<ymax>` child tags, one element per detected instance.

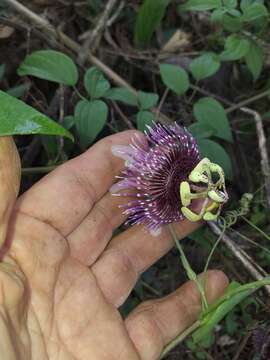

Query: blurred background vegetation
<box><xmin>1</xmin><ymin>0</ymin><xmax>270</xmax><ymax>358</ymax></box>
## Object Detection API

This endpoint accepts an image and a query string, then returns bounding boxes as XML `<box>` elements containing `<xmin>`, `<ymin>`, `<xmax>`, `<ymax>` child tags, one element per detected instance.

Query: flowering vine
<box><xmin>112</xmin><ymin>122</ymin><xmax>228</xmax><ymax>231</ymax></box>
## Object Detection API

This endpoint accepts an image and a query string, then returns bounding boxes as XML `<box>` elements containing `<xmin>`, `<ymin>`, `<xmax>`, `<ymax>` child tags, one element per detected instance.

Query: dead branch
<box><xmin>208</xmin><ymin>222</ymin><xmax>270</xmax><ymax>296</ymax></box>
<box><xmin>240</xmin><ymin>107</ymin><xmax>270</xmax><ymax>209</ymax></box>
<box><xmin>78</xmin><ymin>0</ymin><xmax>119</xmax><ymax>65</ymax></box>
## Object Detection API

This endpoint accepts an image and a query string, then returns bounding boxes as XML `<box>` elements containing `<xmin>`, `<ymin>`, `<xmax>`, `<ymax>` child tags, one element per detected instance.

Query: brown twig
<box><xmin>232</xmin><ymin>331</ymin><xmax>251</xmax><ymax>360</ymax></box>
<box><xmin>208</xmin><ymin>222</ymin><xmax>270</xmax><ymax>296</ymax></box>
<box><xmin>156</xmin><ymin>88</ymin><xmax>170</xmax><ymax>120</ymax></box>
<box><xmin>111</xmin><ymin>101</ymin><xmax>134</xmax><ymax>129</ymax></box>
<box><xmin>240</xmin><ymin>107</ymin><xmax>270</xmax><ymax>209</ymax></box>
<box><xmin>3</xmin><ymin>0</ymin><xmax>134</xmax><ymax>89</ymax></box>
<box><xmin>226</xmin><ymin>89</ymin><xmax>270</xmax><ymax>114</ymax></box>
<box><xmin>107</xmin><ymin>1</ymin><xmax>125</xmax><ymax>27</ymax></box>
<box><xmin>3</xmin><ymin>0</ymin><xmax>55</xmax><ymax>33</ymax></box>
<box><xmin>78</xmin><ymin>0</ymin><xmax>119</xmax><ymax>64</ymax></box>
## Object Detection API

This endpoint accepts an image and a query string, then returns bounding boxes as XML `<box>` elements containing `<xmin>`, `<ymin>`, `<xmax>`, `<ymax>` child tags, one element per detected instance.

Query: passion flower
<box><xmin>111</xmin><ymin>122</ymin><xmax>201</xmax><ymax>231</ymax></box>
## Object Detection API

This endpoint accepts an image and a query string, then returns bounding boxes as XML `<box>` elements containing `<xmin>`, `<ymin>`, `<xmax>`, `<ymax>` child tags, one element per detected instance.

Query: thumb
<box><xmin>0</xmin><ymin>137</ymin><xmax>21</xmax><ymax>248</ymax></box>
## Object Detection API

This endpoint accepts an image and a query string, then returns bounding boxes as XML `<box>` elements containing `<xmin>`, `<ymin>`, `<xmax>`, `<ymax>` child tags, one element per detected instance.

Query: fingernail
<box><xmin>109</xmin><ymin>180</ymin><xmax>129</xmax><ymax>194</ymax></box>
<box><xmin>111</xmin><ymin>145</ymin><xmax>134</xmax><ymax>162</ymax></box>
<box><xmin>133</xmin><ymin>133</ymin><xmax>149</xmax><ymax>150</ymax></box>
<box><xmin>150</xmin><ymin>227</ymin><xmax>162</xmax><ymax>237</ymax></box>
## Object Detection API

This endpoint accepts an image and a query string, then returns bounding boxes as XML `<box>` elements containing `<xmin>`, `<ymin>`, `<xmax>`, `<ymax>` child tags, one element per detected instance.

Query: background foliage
<box><xmin>1</xmin><ymin>0</ymin><xmax>270</xmax><ymax>358</ymax></box>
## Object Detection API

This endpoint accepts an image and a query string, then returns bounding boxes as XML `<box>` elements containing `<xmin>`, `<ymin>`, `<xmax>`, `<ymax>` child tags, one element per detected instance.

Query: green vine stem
<box><xmin>167</xmin><ymin>224</ymin><xmax>208</xmax><ymax>311</ymax></box>
<box><xmin>241</xmin><ymin>215</ymin><xmax>270</xmax><ymax>242</ymax></box>
<box><xmin>159</xmin><ymin>320</ymin><xmax>201</xmax><ymax>359</ymax></box>
<box><xmin>72</xmin><ymin>86</ymin><xmax>87</xmax><ymax>100</ymax></box>
<box><xmin>162</xmin><ymin>194</ymin><xmax>256</xmax><ymax>358</ymax></box>
<box><xmin>204</xmin><ymin>220</ymin><xmax>226</xmax><ymax>273</ymax></box>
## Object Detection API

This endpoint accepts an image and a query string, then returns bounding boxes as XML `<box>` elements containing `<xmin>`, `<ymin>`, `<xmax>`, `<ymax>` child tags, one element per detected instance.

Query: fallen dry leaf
<box><xmin>0</xmin><ymin>24</ymin><xmax>14</xmax><ymax>39</ymax></box>
<box><xmin>161</xmin><ymin>29</ymin><xmax>191</xmax><ymax>54</ymax></box>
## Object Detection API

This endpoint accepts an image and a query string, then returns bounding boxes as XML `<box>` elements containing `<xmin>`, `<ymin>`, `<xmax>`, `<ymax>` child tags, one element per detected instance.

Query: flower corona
<box><xmin>112</xmin><ymin>122</ymin><xmax>201</xmax><ymax>230</ymax></box>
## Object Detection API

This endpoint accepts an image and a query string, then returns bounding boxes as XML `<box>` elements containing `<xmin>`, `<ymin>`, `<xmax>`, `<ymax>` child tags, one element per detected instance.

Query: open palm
<box><xmin>0</xmin><ymin>132</ymin><xmax>228</xmax><ymax>360</ymax></box>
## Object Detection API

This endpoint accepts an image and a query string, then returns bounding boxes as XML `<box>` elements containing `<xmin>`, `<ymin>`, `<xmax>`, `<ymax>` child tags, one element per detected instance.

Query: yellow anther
<box><xmin>208</xmin><ymin>190</ymin><xmax>225</xmax><ymax>203</ymax></box>
<box><xmin>203</xmin><ymin>211</ymin><xmax>219</xmax><ymax>221</ymax></box>
<box><xmin>180</xmin><ymin>181</ymin><xmax>191</xmax><ymax>206</ymax></box>
<box><xmin>181</xmin><ymin>207</ymin><xmax>202</xmax><ymax>222</ymax></box>
<box><xmin>180</xmin><ymin>157</ymin><xmax>227</xmax><ymax>223</ymax></box>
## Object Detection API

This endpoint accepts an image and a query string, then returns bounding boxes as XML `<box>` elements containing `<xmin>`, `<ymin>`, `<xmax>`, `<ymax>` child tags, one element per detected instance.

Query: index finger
<box><xmin>16</xmin><ymin>131</ymin><xmax>141</xmax><ymax>236</ymax></box>
<box><xmin>126</xmin><ymin>270</ymin><xmax>229</xmax><ymax>360</ymax></box>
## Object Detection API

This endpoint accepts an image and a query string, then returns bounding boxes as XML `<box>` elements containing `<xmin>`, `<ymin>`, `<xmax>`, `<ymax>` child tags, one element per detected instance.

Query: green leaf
<box><xmin>193</xmin><ymin>277</ymin><xmax>270</xmax><ymax>344</ymax></box>
<box><xmin>7</xmin><ymin>83</ymin><xmax>30</xmax><ymax>98</ymax></box>
<box><xmin>75</xmin><ymin>99</ymin><xmax>108</xmax><ymax>148</ymax></box>
<box><xmin>223</xmin><ymin>0</ymin><xmax>237</xmax><ymax>9</ymax></box>
<box><xmin>179</xmin><ymin>0</ymin><xmax>222</xmax><ymax>11</ymax></box>
<box><xmin>245</xmin><ymin>41</ymin><xmax>263</xmax><ymax>81</ymax></box>
<box><xmin>197</xmin><ymin>139</ymin><xmax>233</xmax><ymax>179</ymax></box>
<box><xmin>225</xmin><ymin>311</ymin><xmax>239</xmax><ymax>335</ymax></box>
<box><xmin>199</xmin><ymin>332</ymin><xmax>215</xmax><ymax>348</ymax></box>
<box><xmin>134</xmin><ymin>0</ymin><xmax>170</xmax><ymax>47</ymax></box>
<box><xmin>227</xmin><ymin>9</ymin><xmax>242</xmax><ymax>16</ymax></box>
<box><xmin>0</xmin><ymin>90</ymin><xmax>73</xmax><ymax>139</ymax></box>
<box><xmin>220</xmin><ymin>35</ymin><xmax>250</xmax><ymax>61</ymax></box>
<box><xmin>193</xmin><ymin>97</ymin><xmax>233</xmax><ymax>142</ymax></box>
<box><xmin>188</xmin><ymin>123</ymin><xmax>215</xmax><ymax>139</ymax></box>
<box><xmin>104</xmin><ymin>87</ymin><xmax>138</xmax><ymax>106</ymax></box>
<box><xmin>222</xmin><ymin>14</ymin><xmax>243</xmax><ymax>32</ymax></box>
<box><xmin>194</xmin><ymin>286</ymin><xmax>249</xmax><ymax>343</ymax></box>
<box><xmin>190</xmin><ymin>53</ymin><xmax>220</xmax><ymax>81</ymax></box>
<box><xmin>242</xmin><ymin>3</ymin><xmax>268</xmax><ymax>22</ymax></box>
<box><xmin>0</xmin><ymin>64</ymin><xmax>5</xmax><ymax>82</ymax></box>
<box><xmin>138</xmin><ymin>91</ymin><xmax>159</xmax><ymax>110</ymax></box>
<box><xmin>211</xmin><ymin>9</ymin><xmax>225</xmax><ymax>22</ymax></box>
<box><xmin>160</xmin><ymin>64</ymin><xmax>190</xmax><ymax>95</ymax></box>
<box><xmin>63</xmin><ymin>116</ymin><xmax>75</xmax><ymax>130</ymax></box>
<box><xmin>18</xmin><ymin>50</ymin><xmax>78</xmax><ymax>86</ymax></box>
<box><xmin>240</xmin><ymin>0</ymin><xmax>264</xmax><ymax>11</ymax></box>
<box><xmin>240</xmin><ymin>0</ymin><xmax>250</xmax><ymax>11</ymax></box>
<box><xmin>84</xmin><ymin>67</ymin><xmax>110</xmax><ymax>99</ymax></box>
<box><xmin>136</xmin><ymin>111</ymin><xmax>155</xmax><ymax>131</ymax></box>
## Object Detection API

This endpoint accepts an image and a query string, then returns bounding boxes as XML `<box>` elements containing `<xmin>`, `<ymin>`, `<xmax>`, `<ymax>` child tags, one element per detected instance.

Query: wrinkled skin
<box><xmin>0</xmin><ymin>132</ymin><xmax>228</xmax><ymax>360</ymax></box>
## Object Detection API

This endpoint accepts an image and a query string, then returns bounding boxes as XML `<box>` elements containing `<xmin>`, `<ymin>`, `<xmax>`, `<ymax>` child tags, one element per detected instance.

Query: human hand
<box><xmin>0</xmin><ymin>131</ymin><xmax>228</xmax><ymax>360</ymax></box>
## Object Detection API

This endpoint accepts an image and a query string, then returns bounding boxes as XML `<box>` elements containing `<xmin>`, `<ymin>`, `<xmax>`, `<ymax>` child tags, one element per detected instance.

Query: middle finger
<box><xmin>67</xmin><ymin>191</ymin><xmax>131</xmax><ymax>265</ymax></box>
<box><xmin>91</xmin><ymin>219</ymin><xmax>201</xmax><ymax>308</ymax></box>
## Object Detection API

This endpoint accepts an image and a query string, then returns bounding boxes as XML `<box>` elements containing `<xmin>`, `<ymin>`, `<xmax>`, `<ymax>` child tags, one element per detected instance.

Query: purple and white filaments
<box><xmin>112</xmin><ymin>123</ymin><xmax>201</xmax><ymax>231</ymax></box>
